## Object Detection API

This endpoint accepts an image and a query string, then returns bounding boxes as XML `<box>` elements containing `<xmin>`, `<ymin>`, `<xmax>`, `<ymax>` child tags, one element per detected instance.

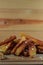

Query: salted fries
<box><xmin>0</xmin><ymin>33</ymin><xmax>43</xmax><ymax>58</ymax></box>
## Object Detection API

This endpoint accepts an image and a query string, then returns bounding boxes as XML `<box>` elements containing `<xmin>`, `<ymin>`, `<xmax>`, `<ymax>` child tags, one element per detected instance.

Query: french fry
<box><xmin>5</xmin><ymin>41</ymin><xmax>17</xmax><ymax>54</ymax></box>
<box><xmin>21</xmin><ymin>33</ymin><xmax>43</xmax><ymax>45</ymax></box>
<box><xmin>0</xmin><ymin>35</ymin><xmax>16</xmax><ymax>46</ymax></box>
<box><xmin>0</xmin><ymin>42</ymin><xmax>11</xmax><ymax>53</ymax></box>
<box><xmin>15</xmin><ymin>40</ymin><xmax>29</xmax><ymax>56</ymax></box>
<box><xmin>11</xmin><ymin>36</ymin><xmax>26</xmax><ymax>54</ymax></box>
<box><xmin>28</xmin><ymin>45</ymin><xmax>36</xmax><ymax>57</ymax></box>
<box><xmin>38</xmin><ymin>46</ymin><xmax>43</xmax><ymax>50</ymax></box>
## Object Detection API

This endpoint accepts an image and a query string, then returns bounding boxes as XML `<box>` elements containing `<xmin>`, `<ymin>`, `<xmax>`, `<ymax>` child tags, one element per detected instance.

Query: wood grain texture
<box><xmin>0</xmin><ymin>19</ymin><xmax>43</xmax><ymax>25</ymax></box>
<box><xmin>0</xmin><ymin>18</ymin><xmax>43</xmax><ymax>28</ymax></box>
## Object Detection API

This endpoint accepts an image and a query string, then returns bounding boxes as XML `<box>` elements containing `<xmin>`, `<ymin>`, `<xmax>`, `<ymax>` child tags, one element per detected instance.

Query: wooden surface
<box><xmin>0</xmin><ymin>19</ymin><xmax>43</xmax><ymax>28</ymax></box>
<box><xmin>0</xmin><ymin>19</ymin><xmax>43</xmax><ymax>41</ymax></box>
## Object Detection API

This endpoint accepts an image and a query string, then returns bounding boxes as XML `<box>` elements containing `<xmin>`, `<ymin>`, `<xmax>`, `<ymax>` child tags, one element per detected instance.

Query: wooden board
<box><xmin>0</xmin><ymin>19</ymin><xmax>43</xmax><ymax>28</ymax></box>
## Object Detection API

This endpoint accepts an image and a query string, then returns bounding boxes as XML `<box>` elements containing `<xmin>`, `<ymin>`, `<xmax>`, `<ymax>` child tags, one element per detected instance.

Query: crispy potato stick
<box><xmin>5</xmin><ymin>41</ymin><xmax>17</xmax><ymax>54</ymax></box>
<box><xmin>4</xmin><ymin>42</ymin><xmax>12</xmax><ymax>52</ymax></box>
<box><xmin>21</xmin><ymin>33</ymin><xmax>43</xmax><ymax>45</ymax></box>
<box><xmin>0</xmin><ymin>35</ymin><xmax>16</xmax><ymax>46</ymax></box>
<box><xmin>0</xmin><ymin>42</ymin><xmax>11</xmax><ymax>53</ymax></box>
<box><xmin>11</xmin><ymin>36</ymin><xmax>26</xmax><ymax>54</ymax></box>
<box><xmin>38</xmin><ymin>46</ymin><xmax>43</xmax><ymax>50</ymax></box>
<box><xmin>0</xmin><ymin>44</ymin><xmax>7</xmax><ymax>53</ymax></box>
<box><xmin>28</xmin><ymin>45</ymin><xmax>36</xmax><ymax>57</ymax></box>
<box><xmin>15</xmin><ymin>40</ymin><xmax>29</xmax><ymax>56</ymax></box>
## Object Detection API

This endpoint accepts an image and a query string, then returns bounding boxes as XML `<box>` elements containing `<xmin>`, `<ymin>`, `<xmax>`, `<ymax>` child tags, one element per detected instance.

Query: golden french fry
<box><xmin>0</xmin><ymin>43</ymin><xmax>11</xmax><ymax>53</ymax></box>
<box><xmin>11</xmin><ymin>37</ymin><xmax>26</xmax><ymax>54</ymax></box>
<box><xmin>20</xmin><ymin>33</ymin><xmax>43</xmax><ymax>45</ymax></box>
<box><xmin>29</xmin><ymin>46</ymin><xmax>36</xmax><ymax>57</ymax></box>
<box><xmin>15</xmin><ymin>40</ymin><xmax>29</xmax><ymax>56</ymax></box>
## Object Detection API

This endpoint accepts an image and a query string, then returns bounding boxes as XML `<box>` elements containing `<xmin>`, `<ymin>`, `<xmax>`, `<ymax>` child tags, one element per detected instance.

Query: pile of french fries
<box><xmin>0</xmin><ymin>33</ymin><xmax>43</xmax><ymax>58</ymax></box>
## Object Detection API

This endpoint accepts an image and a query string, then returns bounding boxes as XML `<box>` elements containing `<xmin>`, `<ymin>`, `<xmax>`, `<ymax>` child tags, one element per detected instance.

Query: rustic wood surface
<box><xmin>0</xmin><ymin>19</ymin><xmax>43</xmax><ymax>28</ymax></box>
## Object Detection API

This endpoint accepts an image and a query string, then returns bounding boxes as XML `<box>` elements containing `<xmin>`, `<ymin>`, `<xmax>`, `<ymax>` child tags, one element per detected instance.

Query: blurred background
<box><xmin>0</xmin><ymin>0</ymin><xmax>43</xmax><ymax>19</ymax></box>
<box><xmin>0</xmin><ymin>0</ymin><xmax>43</xmax><ymax>41</ymax></box>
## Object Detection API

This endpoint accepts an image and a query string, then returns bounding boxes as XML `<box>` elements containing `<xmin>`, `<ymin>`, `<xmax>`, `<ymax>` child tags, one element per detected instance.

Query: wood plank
<box><xmin>0</xmin><ymin>19</ymin><xmax>43</xmax><ymax>24</ymax></box>
<box><xmin>0</xmin><ymin>18</ymin><xmax>43</xmax><ymax>28</ymax></box>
